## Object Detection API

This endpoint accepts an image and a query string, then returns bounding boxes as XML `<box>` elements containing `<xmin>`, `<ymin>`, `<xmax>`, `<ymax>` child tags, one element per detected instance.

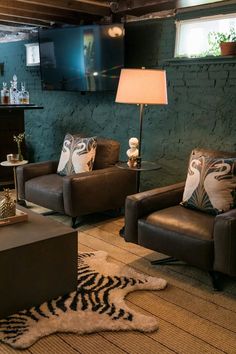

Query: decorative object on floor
<box><xmin>0</xmin><ymin>251</ymin><xmax>167</xmax><ymax>349</ymax></box>
<box><xmin>182</xmin><ymin>155</ymin><xmax>236</xmax><ymax>215</ymax></box>
<box><xmin>126</xmin><ymin>137</ymin><xmax>139</xmax><ymax>167</ymax></box>
<box><xmin>57</xmin><ymin>133</ymin><xmax>97</xmax><ymax>176</ymax></box>
<box><xmin>0</xmin><ymin>189</ymin><xmax>15</xmax><ymax>219</ymax></box>
<box><xmin>115</xmin><ymin>68</ymin><xmax>168</xmax><ymax>166</ymax></box>
<box><xmin>13</xmin><ymin>132</ymin><xmax>25</xmax><ymax>161</ymax></box>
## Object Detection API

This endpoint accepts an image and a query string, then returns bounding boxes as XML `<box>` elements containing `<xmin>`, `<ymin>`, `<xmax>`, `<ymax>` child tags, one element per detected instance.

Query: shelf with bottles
<box><xmin>0</xmin><ymin>104</ymin><xmax>43</xmax><ymax>110</ymax></box>
<box><xmin>1</xmin><ymin>75</ymin><xmax>29</xmax><ymax>105</ymax></box>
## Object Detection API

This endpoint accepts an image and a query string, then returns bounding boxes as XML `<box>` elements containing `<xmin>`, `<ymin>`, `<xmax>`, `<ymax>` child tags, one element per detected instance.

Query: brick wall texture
<box><xmin>1</xmin><ymin>5</ymin><xmax>236</xmax><ymax>189</ymax></box>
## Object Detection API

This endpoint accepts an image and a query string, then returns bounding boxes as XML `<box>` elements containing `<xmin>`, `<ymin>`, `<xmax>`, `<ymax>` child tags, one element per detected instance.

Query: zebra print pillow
<box><xmin>181</xmin><ymin>155</ymin><xmax>236</xmax><ymax>215</ymax></box>
<box><xmin>57</xmin><ymin>134</ymin><xmax>97</xmax><ymax>176</ymax></box>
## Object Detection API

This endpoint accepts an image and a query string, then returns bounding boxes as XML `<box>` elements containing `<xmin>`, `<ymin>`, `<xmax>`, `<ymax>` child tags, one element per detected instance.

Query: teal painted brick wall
<box><xmin>1</xmin><ymin>5</ymin><xmax>236</xmax><ymax>190</ymax></box>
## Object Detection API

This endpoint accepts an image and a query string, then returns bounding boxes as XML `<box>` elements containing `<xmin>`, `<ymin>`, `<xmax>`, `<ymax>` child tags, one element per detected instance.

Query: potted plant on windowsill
<box><xmin>208</xmin><ymin>27</ymin><xmax>236</xmax><ymax>56</ymax></box>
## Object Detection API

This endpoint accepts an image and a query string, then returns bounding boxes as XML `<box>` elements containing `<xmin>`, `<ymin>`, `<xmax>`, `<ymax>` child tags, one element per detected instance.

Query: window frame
<box><xmin>25</xmin><ymin>42</ymin><xmax>40</xmax><ymax>67</ymax></box>
<box><xmin>175</xmin><ymin>12</ymin><xmax>236</xmax><ymax>58</ymax></box>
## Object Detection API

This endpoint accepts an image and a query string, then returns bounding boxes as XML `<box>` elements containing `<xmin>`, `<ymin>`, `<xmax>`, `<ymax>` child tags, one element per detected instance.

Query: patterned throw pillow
<box><xmin>181</xmin><ymin>155</ymin><xmax>236</xmax><ymax>215</ymax></box>
<box><xmin>57</xmin><ymin>134</ymin><xmax>97</xmax><ymax>176</ymax></box>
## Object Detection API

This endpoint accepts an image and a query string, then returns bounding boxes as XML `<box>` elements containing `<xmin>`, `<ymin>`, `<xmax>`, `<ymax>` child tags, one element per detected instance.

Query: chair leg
<box><xmin>152</xmin><ymin>259</ymin><xmax>223</xmax><ymax>291</ymax></box>
<box><xmin>71</xmin><ymin>216</ymin><xmax>83</xmax><ymax>228</ymax></box>
<box><xmin>71</xmin><ymin>217</ymin><xmax>77</xmax><ymax>229</ymax></box>
<box><xmin>151</xmin><ymin>257</ymin><xmax>178</xmax><ymax>265</ymax></box>
<box><xmin>119</xmin><ymin>226</ymin><xmax>125</xmax><ymax>237</ymax></box>
<box><xmin>17</xmin><ymin>199</ymin><xmax>27</xmax><ymax>207</ymax></box>
<box><xmin>209</xmin><ymin>271</ymin><xmax>223</xmax><ymax>291</ymax></box>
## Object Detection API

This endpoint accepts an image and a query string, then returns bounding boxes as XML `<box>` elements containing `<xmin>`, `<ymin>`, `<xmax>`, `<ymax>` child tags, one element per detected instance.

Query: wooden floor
<box><xmin>1</xmin><ymin>205</ymin><xmax>236</xmax><ymax>354</ymax></box>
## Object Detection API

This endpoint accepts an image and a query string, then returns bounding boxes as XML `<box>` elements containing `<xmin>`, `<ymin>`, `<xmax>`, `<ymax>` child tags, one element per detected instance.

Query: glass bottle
<box><xmin>1</xmin><ymin>82</ymin><xmax>10</xmax><ymax>104</ymax></box>
<box><xmin>10</xmin><ymin>74</ymin><xmax>19</xmax><ymax>104</ymax></box>
<box><xmin>19</xmin><ymin>82</ymin><xmax>29</xmax><ymax>104</ymax></box>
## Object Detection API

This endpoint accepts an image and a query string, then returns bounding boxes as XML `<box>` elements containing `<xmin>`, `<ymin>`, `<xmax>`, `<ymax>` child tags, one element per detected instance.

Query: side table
<box><xmin>116</xmin><ymin>160</ymin><xmax>161</xmax><ymax>236</ymax></box>
<box><xmin>116</xmin><ymin>160</ymin><xmax>161</xmax><ymax>193</ymax></box>
<box><xmin>0</xmin><ymin>160</ymin><xmax>28</xmax><ymax>203</ymax></box>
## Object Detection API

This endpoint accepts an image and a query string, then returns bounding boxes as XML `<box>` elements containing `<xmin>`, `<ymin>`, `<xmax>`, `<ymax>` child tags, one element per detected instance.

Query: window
<box><xmin>25</xmin><ymin>43</ymin><xmax>40</xmax><ymax>66</ymax></box>
<box><xmin>175</xmin><ymin>13</ymin><xmax>236</xmax><ymax>58</ymax></box>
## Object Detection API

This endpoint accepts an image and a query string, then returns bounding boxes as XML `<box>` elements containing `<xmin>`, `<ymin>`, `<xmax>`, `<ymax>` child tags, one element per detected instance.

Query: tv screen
<box><xmin>38</xmin><ymin>24</ymin><xmax>124</xmax><ymax>92</ymax></box>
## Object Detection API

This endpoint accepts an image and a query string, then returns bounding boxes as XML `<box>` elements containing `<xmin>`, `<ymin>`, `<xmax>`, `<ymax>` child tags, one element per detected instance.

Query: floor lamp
<box><xmin>115</xmin><ymin>68</ymin><xmax>168</xmax><ymax>166</ymax></box>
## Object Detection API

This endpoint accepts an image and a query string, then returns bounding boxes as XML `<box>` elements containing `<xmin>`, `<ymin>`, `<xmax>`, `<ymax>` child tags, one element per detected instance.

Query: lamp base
<box><xmin>136</xmin><ymin>156</ymin><xmax>142</xmax><ymax>169</ymax></box>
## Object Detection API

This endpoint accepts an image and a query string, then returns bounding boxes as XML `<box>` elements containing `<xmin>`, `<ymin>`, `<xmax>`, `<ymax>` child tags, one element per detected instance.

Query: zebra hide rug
<box><xmin>0</xmin><ymin>251</ymin><xmax>167</xmax><ymax>349</ymax></box>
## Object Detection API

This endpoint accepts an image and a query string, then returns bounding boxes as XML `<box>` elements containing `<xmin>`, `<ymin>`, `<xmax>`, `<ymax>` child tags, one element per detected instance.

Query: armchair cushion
<box><xmin>25</xmin><ymin>174</ymin><xmax>64</xmax><ymax>213</ymax></box>
<box><xmin>182</xmin><ymin>154</ymin><xmax>236</xmax><ymax>215</ymax></box>
<box><xmin>17</xmin><ymin>160</ymin><xmax>58</xmax><ymax>200</ymax></box>
<box><xmin>138</xmin><ymin>205</ymin><xmax>215</xmax><ymax>271</ymax></box>
<box><xmin>57</xmin><ymin>134</ymin><xmax>97</xmax><ymax>176</ymax></box>
<box><xmin>143</xmin><ymin>205</ymin><xmax>214</xmax><ymax>240</ymax></box>
<box><xmin>93</xmin><ymin>138</ymin><xmax>120</xmax><ymax>169</ymax></box>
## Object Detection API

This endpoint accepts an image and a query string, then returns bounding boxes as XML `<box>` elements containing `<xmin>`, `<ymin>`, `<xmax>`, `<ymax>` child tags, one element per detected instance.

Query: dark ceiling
<box><xmin>0</xmin><ymin>0</ymin><xmax>233</xmax><ymax>28</ymax></box>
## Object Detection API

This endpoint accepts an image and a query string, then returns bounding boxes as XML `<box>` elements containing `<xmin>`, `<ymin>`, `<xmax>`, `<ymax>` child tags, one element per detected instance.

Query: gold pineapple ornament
<box><xmin>0</xmin><ymin>189</ymin><xmax>16</xmax><ymax>219</ymax></box>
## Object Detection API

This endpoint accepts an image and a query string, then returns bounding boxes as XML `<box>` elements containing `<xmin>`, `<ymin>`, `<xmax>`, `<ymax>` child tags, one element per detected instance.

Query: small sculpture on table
<box><xmin>126</xmin><ymin>137</ymin><xmax>139</xmax><ymax>168</ymax></box>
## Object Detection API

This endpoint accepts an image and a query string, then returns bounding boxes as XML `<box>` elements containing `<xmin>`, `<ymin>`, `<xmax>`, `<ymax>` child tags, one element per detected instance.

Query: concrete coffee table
<box><xmin>0</xmin><ymin>206</ymin><xmax>77</xmax><ymax>319</ymax></box>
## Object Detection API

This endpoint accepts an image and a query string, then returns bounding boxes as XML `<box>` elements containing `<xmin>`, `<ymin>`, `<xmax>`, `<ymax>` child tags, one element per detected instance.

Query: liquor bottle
<box><xmin>10</xmin><ymin>74</ymin><xmax>19</xmax><ymax>104</ymax></box>
<box><xmin>19</xmin><ymin>82</ymin><xmax>29</xmax><ymax>104</ymax></box>
<box><xmin>1</xmin><ymin>82</ymin><xmax>10</xmax><ymax>104</ymax></box>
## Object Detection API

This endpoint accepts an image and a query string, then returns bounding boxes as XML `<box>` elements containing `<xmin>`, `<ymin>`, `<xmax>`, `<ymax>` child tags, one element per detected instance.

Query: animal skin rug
<box><xmin>0</xmin><ymin>251</ymin><xmax>167</xmax><ymax>349</ymax></box>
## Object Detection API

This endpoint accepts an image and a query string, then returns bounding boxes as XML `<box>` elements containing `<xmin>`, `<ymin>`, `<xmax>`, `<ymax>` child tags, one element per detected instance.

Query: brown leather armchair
<box><xmin>124</xmin><ymin>148</ymin><xmax>236</xmax><ymax>290</ymax></box>
<box><xmin>17</xmin><ymin>138</ymin><xmax>136</xmax><ymax>227</ymax></box>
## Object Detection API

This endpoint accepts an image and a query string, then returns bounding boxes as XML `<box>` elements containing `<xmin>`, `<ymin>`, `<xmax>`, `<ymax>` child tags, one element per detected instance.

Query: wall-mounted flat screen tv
<box><xmin>38</xmin><ymin>24</ymin><xmax>124</xmax><ymax>92</ymax></box>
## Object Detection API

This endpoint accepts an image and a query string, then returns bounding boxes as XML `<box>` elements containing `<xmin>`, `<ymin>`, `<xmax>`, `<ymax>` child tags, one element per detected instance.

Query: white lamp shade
<box><xmin>115</xmin><ymin>68</ymin><xmax>168</xmax><ymax>105</ymax></box>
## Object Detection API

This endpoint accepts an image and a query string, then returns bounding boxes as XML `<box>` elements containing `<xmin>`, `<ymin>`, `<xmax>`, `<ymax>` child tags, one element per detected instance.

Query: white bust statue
<box><xmin>126</xmin><ymin>137</ymin><xmax>139</xmax><ymax>167</ymax></box>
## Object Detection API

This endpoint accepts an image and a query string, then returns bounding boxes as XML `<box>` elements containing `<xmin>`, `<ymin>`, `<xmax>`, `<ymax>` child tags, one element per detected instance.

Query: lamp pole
<box><xmin>136</xmin><ymin>103</ymin><xmax>145</xmax><ymax>192</ymax></box>
<box><xmin>138</xmin><ymin>103</ymin><xmax>144</xmax><ymax>159</ymax></box>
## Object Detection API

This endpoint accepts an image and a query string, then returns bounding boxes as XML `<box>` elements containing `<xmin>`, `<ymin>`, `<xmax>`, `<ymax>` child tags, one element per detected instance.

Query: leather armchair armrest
<box><xmin>17</xmin><ymin>161</ymin><xmax>58</xmax><ymax>199</ymax></box>
<box><xmin>214</xmin><ymin>208</ymin><xmax>236</xmax><ymax>276</ymax></box>
<box><xmin>63</xmin><ymin>166</ymin><xmax>136</xmax><ymax>217</ymax></box>
<box><xmin>125</xmin><ymin>181</ymin><xmax>185</xmax><ymax>244</ymax></box>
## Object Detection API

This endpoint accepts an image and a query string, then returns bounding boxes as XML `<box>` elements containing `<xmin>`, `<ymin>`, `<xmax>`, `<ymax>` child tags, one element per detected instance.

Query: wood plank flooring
<box><xmin>1</xmin><ymin>205</ymin><xmax>236</xmax><ymax>354</ymax></box>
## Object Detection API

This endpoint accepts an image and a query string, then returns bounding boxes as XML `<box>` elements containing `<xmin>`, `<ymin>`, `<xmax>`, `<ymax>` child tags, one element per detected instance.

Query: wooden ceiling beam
<box><xmin>0</xmin><ymin>14</ymin><xmax>50</xmax><ymax>26</ymax></box>
<box><xmin>0</xmin><ymin>0</ymin><xmax>228</xmax><ymax>29</ymax></box>
<box><xmin>75</xmin><ymin>0</ymin><xmax>108</xmax><ymax>6</ymax></box>
<box><xmin>73</xmin><ymin>0</ymin><xmax>108</xmax><ymax>7</ymax></box>
<box><xmin>110</xmin><ymin>0</ymin><xmax>229</xmax><ymax>15</ymax></box>
<box><xmin>17</xmin><ymin>0</ymin><xmax>110</xmax><ymax>16</ymax></box>
<box><xmin>0</xmin><ymin>0</ymin><xmax>88</xmax><ymax>19</ymax></box>
<box><xmin>0</xmin><ymin>6</ymin><xmax>88</xmax><ymax>25</ymax></box>
<box><xmin>110</xmin><ymin>0</ymin><xmax>176</xmax><ymax>15</ymax></box>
